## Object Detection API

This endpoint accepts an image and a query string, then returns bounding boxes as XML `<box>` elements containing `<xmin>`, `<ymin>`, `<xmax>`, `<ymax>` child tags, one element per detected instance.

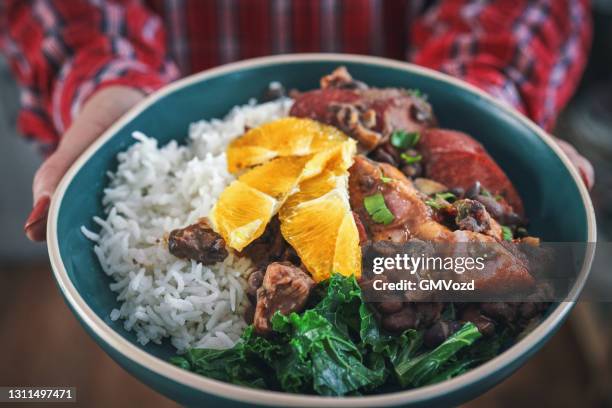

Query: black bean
<box><xmin>382</xmin><ymin>305</ymin><xmax>418</xmax><ymax>332</ymax></box>
<box><xmin>423</xmin><ymin>320</ymin><xmax>462</xmax><ymax>348</ymax></box>
<box><xmin>480</xmin><ymin>302</ymin><xmax>517</xmax><ymax>323</ymax></box>
<box><xmin>516</xmin><ymin>227</ymin><xmax>529</xmax><ymax>238</ymax></box>
<box><xmin>415</xmin><ymin>302</ymin><xmax>443</xmax><ymax>326</ymax></box>
<box><xmin>501</xmin><ymin>212</ymin><xmax>523</xmax><ymax>226</ymax></box>
<box><xmin>471</xmin><ymin>315</ymin><xmax>495</xmax><ymax>336</ymax></box>
<box><xmin>243</xmin><ymin>302</ymin><xmax>255</xmax><ymax>324</ymax></box>
<box><xmin>475</xmin><ymin>194</ymin><xmax>504</xmax><ymax>219</ymax></box>
<box><xmin>448</xmin><ymin>187</ymin><xmax>465</xmax><ymax>198</ymax></box>
<box><xmin>246</xmin><ymin>269</ymin><xmax>264</xmax><ymax>302</ymax></box>
<box><xmin>465</xmin><ymin>181</ymin><xmax>481</xmax><ymax>199</ymax></box>
<box><xmin>380</xmin><ymin>141</ymin><xmax>402</xmax><ymax>161</ymax></box>
<box><xmin>518</xmin><ymin>302</ymin><xmax>540</xmax><ymax>320</ymax></box>
<box><xmin>377</xmin><ymin>301</ymin><xmax>404</xmax><ymax>314</ymax></box>
<box><xmin>370</xmin><ymin>146</ymin><xmax>398</xmax><ymax>166</ymax></box>
<box><xmin>400</xmin><ymin>163</ymin><xmax>422</xmax><ymax>178</ymax></box>
<box><xmin>461</xmin><ymin>307</ymin><xmax>495</xmax><ymax>336</ymax></box>
<box><xmin>261</xmin><ymin>82</ymin><xmax>286</xmax><ymax>102</ymax></box>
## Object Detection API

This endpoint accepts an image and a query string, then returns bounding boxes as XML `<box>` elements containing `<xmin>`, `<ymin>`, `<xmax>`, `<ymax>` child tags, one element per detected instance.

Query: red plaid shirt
<box><xmin>0</xmin><ymin>0</ymin><xmax>591</xmax><ymax>152</ymax></box>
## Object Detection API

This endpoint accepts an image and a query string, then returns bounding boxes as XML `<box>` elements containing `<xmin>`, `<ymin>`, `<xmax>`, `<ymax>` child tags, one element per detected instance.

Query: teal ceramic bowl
<box><xmin>47</xmin><ymin>54</ymin><xmax>596</xmax><ymax>407</ymax></box>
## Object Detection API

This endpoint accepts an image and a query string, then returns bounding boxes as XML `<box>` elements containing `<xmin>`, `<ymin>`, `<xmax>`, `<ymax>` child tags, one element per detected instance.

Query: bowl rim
<box><xmin>47</xmin><ymin>53</ymin><xmax>597</xmax><ymax>407</ymax></box>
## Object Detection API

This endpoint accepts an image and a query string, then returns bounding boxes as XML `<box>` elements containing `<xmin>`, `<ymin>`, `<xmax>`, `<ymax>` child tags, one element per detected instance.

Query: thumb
<box><xmin>25</xmin><ymin>86</ymin><xmax>145</xmax><ymax>241</ymax></box>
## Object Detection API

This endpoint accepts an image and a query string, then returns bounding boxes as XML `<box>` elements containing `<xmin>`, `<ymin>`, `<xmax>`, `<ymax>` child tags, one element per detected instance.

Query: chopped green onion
<box><xmin>380</xmin><ymin>170</ymin><xmax>395</xmax><ymax>184</ymax></box>
<box><xmin>480</xmin><ymin>188</ymin><xmax>492</xmax><ymax>198</ymax></box>
<box><xmin>425</xmin><ymin>193</ymin><xmax>455</xmax><ymax>210</ymax></box>
<box><xmin>494</xmin><ymin>194</ymin><xmax>504</xmax><ymax>202</ymax></box>
<box><xmin>434</xmin><ymin>192</ymin><xmax>456</xmax><ymax>202</ymax></box>
<box><xmin>501</xmin><ymin>225</ymin><xmax>513</xmax><ymax>241</ymax></box>
<box><xmin>401</xmin><ymin>152</ymin><xmax>422</xmax><ymax>164</ymax></box>
<box><xmin>425</xmin><ymin>199</ymin><xmax>445</xmax><ymax>210</ymax></box>
<box><xmin>408</xmin><ymin>88</ymin><xmax>423</xmax><ymax>98</ymax></box>
<box><xmin>390</xmin><ymin>130</ymin><xmax>420</xmax><ymax>150</ymax></box>
<box><xmin>364</xmin><ymin>193</ymin><xmax>395</xmax><ymax>225</ymax></box>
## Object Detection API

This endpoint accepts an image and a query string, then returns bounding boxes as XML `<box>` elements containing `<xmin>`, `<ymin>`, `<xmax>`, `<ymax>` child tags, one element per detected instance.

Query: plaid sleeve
<box><xmin>0</xmin><ymin>0</ymin><xmax>178</xmax><ymax>150</ymax></box>
<box><xmin>410</xmin><ymin>0</ymin><xmax>592</xmax><ymax>132</ymax></box>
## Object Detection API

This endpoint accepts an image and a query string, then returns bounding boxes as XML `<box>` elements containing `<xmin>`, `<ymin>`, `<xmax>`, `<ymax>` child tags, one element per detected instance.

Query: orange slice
<box><xmin>209</xmin><ymin>181</ymin><xmax>276</xmax><ymax>251</ymax></box>
<box><xmin>227</xmin><ymin>117</ymin><xmax>348</xmax><ymax>173</ymax></box>
<box><xmin>279</xmin><ymin>172</ymin><xmax>361</xmax><ymax>282</ymax></box>
<box><xmin>238</xmin><ymin>156</ymin><xmax>311</xmax><ymax>200</ymax></box>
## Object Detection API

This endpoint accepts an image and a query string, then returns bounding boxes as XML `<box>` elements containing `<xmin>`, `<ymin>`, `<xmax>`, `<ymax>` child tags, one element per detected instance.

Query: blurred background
<box><xmin>1</xmin><ymin>2</ymin><xmax>612</xmax><ymax>407</ymax></box>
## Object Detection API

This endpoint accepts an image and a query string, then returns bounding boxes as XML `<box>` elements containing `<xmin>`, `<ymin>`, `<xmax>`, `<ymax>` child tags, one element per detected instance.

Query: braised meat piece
<box><xmin>349</xmin><ymin>155</ymin><xmax>535</xmax><ymax>293</ymax></box>
<box><xmin>290</xmin><ymin>68</ymin><xmax>435</xmax><ymax>152</ymax></box>
<box><xmin>419</xmin><ymin>128</ymin><xmax>524</xmax><ymax>215</ymax></box>
<box><xmin>349</xmin><ymin>155</ymin><xmax>506</xmax><ymax>243</ymax></box>
<box><xmin>253</xmin><ymin>262</ymin><xmax>315</xmax><ymax>334</ymax></box>
<box><xmin>168</xmin><ymin>218</ymin><xmax>228</xmax><ymax>265</ymax></box>
<box><xmin>349</xmin><ymin>155</ymin><xmax>453</xmax><ymax>243</ymax></box>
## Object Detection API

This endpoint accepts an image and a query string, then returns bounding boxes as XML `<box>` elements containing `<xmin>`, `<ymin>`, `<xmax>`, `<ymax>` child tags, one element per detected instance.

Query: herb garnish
<box><xmin>380</xmin><ymin>170</ymin><xmax>394</xmax><ymax>184</ymax></box>
<box><xmin>400</xmin><ymin>152</ymin><xmax>422</xmax><ymax>164</ymax></box>
<box><xmin>364</xmin><ymin>192</ymin><xmax>395</xmax><ymax>225</ymax></box>
<box><xmin>434</xmin><ymin>192</ymin><xmax>456</xmax><ymax>202</ymax></box>
<box><xmin>390</xmin><ymin>130</ymin><xmax>420</xmax><ymax>150</ymax></box>
<box><xmin>408</xmin><ymin>88</ymin><xmax>424</xmax><ymax>98</ymax></box>
<box><xmin>501</xmin><ymin>225</ymin><xmax>513</xmax><ymax>241</ymax></box>
<box><xmin>425</xmin><ymin>199</ymin><xmax>444</xmax><ymax>210</ymax></box>
<box><xmin>425</xmin><ymin>192</ymin><xmax>456</xmax><ymax>210</ymax></box>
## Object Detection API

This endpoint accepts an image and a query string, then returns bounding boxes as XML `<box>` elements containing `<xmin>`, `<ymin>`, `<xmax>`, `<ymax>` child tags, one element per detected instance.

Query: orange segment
<box><xmin>280</xmin><ymin>174</ymin><xmax>361</xmax><ymax>282</ymax></box>
<box><xmin>301</xmin><ymin>139</ymin><xmax>356</xmax><ymax>180</ymax></box>
<box><xmin>333</xmin><ymin>212</ymin><xmax>362</xmax><ymax>278</ymax></box>
<box><xmin>238</xmin><ymin>156</ymin><xmax>310</xmax><ymax>200</ymax></box>
<box><xmin>282</xmin><ymin>169</ymin><xmax>345</xmax><ymax>214</ymax></box>
<box><xmin>209</xmin><ymin>181</ymin><xmax>276</xmax><ymax>251</ymax></box>
<box><xmin>227</xmin><ymin>117</ymin><xmax>348</xmax><ymax>173</ymax></box>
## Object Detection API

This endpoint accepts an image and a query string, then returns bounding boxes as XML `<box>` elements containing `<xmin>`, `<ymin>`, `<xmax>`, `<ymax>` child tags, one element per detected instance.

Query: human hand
<box><xmin>24</xmin><ymin>86</ymin><xmax>145</xmax><ymax>241</ymax></box>
<box><xmin>553</xmin><ymin>137</ymin><xmax>595</xmax><ymax>191</ymax></box>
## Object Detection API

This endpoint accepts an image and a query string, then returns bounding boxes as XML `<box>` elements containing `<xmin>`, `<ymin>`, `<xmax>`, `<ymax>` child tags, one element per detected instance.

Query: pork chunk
<box><xmin>253</xmin><ymin>262</ymin><xmax>315</xmax><ymax>334</ymax></box>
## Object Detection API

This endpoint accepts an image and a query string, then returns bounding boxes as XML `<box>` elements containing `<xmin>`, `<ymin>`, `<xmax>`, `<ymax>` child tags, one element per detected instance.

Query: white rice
<box><xmin>84</xmin><ymin>98</ymin><xmax>293</xmax><ymax>351</ymax></box>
